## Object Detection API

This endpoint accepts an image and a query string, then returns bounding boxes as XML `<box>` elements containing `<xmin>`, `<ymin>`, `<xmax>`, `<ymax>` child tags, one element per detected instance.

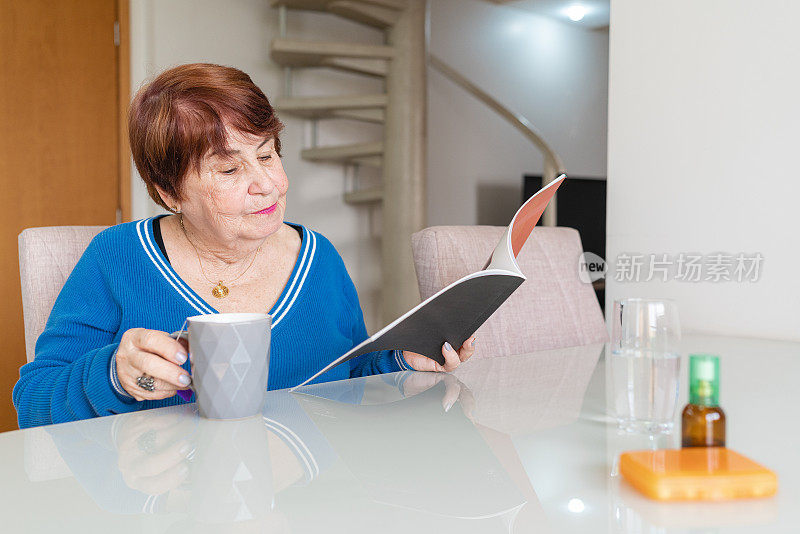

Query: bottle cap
<box><xmin>689</xmin><ymin>354</ymin><xmax>720</xmax><ymax>406</ymax></box>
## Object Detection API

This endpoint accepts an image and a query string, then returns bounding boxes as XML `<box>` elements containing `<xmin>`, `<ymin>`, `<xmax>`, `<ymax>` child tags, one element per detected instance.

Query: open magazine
<box><xmin>293</xmin><ymin>174</ymin><xmax>566</xmax><ymax>389</ymax></box>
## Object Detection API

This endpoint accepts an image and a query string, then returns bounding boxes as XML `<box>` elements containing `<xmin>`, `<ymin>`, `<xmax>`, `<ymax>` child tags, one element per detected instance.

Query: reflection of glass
<box><xmin>610</xmin><ymin>299</ymin><xmax>681</xmax><ymax>433</ymax></box>
<box><xmin>606</xmin><ymin>424</ymin><xmax>677</xmax><ymax>478</ymax></box>
<box><xmin>606</xmin><ymin>424</ymin><xmax>673</xmax><ymax>533</ymax></box>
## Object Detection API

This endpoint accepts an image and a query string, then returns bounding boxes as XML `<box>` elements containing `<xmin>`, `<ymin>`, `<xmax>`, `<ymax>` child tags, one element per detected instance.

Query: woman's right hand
<box><xmin>400</xmin><ymin>372</ymin><xmax>476</xmax><ymax>418</ymax></box>
<box><xmin>115</xmin><ymin>328</ymin><xmax>191</xmax><ymax>401</ymax></box>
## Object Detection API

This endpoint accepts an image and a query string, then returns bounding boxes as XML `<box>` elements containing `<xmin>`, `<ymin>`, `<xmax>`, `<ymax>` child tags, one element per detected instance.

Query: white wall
<box><xmin>427</xmin><ymin>0</ymin><xmax>608</xmax><ymax>226</ymax></box>
<box><xmin>129</xmin><ymin>0</ymin><xmax>609</xmax><ymax>330</ymax></box>
<box><xmin>606</xmin><ymin>0</ymin><xmax>800</xmax><ymax>340</ymax></box>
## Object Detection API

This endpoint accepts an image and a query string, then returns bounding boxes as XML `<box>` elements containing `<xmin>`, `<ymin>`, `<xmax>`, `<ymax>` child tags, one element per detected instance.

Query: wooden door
<box><xmin>0</xmin><ymin>0</ymin><xmax>129</xmax><ymax>431</ymax></box>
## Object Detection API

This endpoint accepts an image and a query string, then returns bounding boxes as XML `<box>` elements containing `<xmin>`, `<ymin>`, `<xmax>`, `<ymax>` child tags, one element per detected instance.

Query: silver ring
<box><xmin>137</xmin><ymin>374</ymin><xmax>156</xmax><ymax>392</ymax></box>
<box><xmin>136</xmin><ymin>429</ymin><xmax>157</xmax><ymax>454</ymax></box>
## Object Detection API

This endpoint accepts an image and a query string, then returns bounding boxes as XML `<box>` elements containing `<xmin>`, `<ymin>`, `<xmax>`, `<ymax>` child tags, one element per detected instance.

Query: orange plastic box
<box><xmin>620</xmin><ymin>448</ymin><xmax>777</xmax><ymax>501</ymax></box>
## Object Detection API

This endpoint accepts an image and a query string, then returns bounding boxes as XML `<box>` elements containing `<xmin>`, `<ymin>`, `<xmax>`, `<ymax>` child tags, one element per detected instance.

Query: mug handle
<box><xmin>171</xmin><ymin>329</ymin><xmax>189</xmax><ymax>341</ymax></box>
<box><xmin>170</xmin><ymin>328</ymin><xmax>193</xmax><ymax>402</ymax></box>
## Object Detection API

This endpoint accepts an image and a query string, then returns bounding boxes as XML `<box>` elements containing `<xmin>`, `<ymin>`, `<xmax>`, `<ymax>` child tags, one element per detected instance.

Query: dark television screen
<box><xmin>523</xmin><ymin>175</ymin><xmax>606</xmax><ymax>259</ymax></box>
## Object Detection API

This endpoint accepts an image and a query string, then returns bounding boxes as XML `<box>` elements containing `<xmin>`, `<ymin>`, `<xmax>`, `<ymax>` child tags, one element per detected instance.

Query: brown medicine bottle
<box><xmin>681</xmin><ymin>354</ymin><xmax>726</xmax><ymax>448</ymax></box>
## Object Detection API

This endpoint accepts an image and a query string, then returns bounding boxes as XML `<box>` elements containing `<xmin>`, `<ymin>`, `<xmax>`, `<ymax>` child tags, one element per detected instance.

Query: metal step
<box><xmin>322</xmin><ymin>57</ymin><xmax>388</xmax><ymax>78</ymax></box>
<box><xmin>350</xmin><ymin>155</ymin><xmax>383</xmax><ymax>167</ymax></box>
<box><xmin>270</xmin><ymin>39</ymin><xmax>392</xmax><ymax>77</ymax></box>
<box><xmin>329</xmin><ymin>108</ymin><xmax>385</xmax><ymax>123</ymax></box>
<box><xmin>270</xmin><ymin>39</ymin><xmax>394</xmax><ymax>77</ymax></box>
<box><xmin>274</xmin><ymin>94</ymin><xmax>387</xmax><ymax>121</ymax></box>
<box><xmin>272</xmin><ymin>0</ymin><xmax>405</xmax><ymax>11</ymax></box>
<box><xmin>344</xmin><ymin>187</ymin><xmax>383</xmax><ymax>204</ymax></box>
<box><xmin>272</xmin><ymin>0</ymin><xmax>403</xmax><ymax>28</ymax></box>
<box><xmin>301</xmin><ymin>141</ymin><xmax>383</xmax><ymax>163</ymax></box>
<box><xmin>328</xmin><ymin>1</ymin><xmax>400</xmax><ymax>28</ymax></box>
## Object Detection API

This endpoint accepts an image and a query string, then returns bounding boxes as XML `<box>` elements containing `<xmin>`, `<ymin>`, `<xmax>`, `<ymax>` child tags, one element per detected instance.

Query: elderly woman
<box><xmin>13</xmin><ymin>63</ymin><xmax>474</xmax><ymax>428</ymax></box>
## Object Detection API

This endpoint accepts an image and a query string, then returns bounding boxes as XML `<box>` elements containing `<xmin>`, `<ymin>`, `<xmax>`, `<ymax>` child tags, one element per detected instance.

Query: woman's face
<box><xmin>177</xmin><ymin>125</ymin><xmax>289</xmax><ymax>246</ymax></box>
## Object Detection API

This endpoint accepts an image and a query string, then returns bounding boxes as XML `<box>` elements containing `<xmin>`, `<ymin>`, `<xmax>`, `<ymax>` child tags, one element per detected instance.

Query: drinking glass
<box><xmin>610</xmin><ymin>298</ymin><xmax>681</xmax><ymax>433</ymax></box>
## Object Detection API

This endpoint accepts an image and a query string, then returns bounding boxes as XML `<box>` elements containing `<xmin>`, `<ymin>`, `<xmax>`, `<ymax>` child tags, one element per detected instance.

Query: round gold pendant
<box><xmin>211</xmin><ymin>281</ymin><xmax>229</xmax><ymax>299</ymax></box>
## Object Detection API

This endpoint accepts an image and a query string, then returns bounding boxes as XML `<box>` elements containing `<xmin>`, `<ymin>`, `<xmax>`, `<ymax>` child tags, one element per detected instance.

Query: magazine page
<box><xmin>486</xmin><ymin>174</ymin><xmax>566</xmax><ymax>272</ymax></box>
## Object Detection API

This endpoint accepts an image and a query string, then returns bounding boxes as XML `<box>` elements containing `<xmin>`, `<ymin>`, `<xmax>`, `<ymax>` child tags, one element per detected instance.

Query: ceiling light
<box><xmin>565</xmin><ymin>5</ymin><xmax>588</xmax><ymax>22</ymax></box>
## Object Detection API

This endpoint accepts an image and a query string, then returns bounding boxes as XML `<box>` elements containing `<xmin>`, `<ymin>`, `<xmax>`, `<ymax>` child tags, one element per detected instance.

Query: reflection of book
<box><xmin>296</xmin><ymin>175</ymin><xmax>566</xmax><ymax>388</ymax></box>
<box><xmin>295</xmin><ymin>384</ymin><xmax>525</xmax><ymax>522</ymax></box>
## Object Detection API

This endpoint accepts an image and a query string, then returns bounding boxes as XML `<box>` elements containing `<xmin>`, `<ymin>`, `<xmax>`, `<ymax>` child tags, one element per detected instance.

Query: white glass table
<box><xmin>0</xmin><ymin>334</ymin><xmax>797</xmax><ymax>533</ymax></box>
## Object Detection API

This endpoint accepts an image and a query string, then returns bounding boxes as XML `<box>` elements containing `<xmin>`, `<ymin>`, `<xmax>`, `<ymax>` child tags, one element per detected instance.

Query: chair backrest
<box><xmin>411</xmin><ymin>225</ymin><xmax>607</xmax><ymax>359</ymax></box>
<box><xmin>18</xmin><ymin>226</ymin><xmax>107</xmax><ymax>362</ymax></box>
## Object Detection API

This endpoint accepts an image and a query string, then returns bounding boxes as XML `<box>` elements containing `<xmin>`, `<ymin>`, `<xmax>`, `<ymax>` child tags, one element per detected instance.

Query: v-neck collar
<box><xmin>136</xmin><ymin>217</ymin><xmax>316</xmax><ymax>328</ymax></box>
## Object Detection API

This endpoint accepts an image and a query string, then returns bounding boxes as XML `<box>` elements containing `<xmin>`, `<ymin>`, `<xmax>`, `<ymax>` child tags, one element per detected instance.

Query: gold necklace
<box><xmin>180</xmin><ymin>215</ymin><xmax>262</xmax><ymax>299</ymax></box>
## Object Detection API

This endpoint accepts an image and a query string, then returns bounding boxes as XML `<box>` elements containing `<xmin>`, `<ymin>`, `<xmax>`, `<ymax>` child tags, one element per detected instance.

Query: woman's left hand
<box><xmin>402</xmin><ymin>336</ymin><xmax>476</xmax><ymax>372</ymax></box>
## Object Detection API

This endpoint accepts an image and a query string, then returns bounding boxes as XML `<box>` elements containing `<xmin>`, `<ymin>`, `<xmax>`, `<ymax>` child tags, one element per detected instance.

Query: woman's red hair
<box><xmin>128</xmin><ymin>63</ymin><xmax>284</xmax><ymax>212</ymax></box>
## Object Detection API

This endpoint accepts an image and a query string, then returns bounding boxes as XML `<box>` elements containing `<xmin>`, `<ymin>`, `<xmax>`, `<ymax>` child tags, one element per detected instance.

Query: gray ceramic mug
<box><xmin>180</xmin><ymin>313</ymin><xmax>271</xmax><ymax>419</ymax></box>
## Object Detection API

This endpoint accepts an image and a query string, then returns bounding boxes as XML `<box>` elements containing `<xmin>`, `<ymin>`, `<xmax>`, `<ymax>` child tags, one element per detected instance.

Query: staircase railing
<box><xmin>427</xmin><ymin>54</ymin><xmax>565</xmax><ymax>226</ymax></box>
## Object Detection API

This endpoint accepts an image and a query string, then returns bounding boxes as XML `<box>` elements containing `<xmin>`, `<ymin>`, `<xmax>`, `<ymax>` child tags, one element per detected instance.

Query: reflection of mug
<box><xmin>189</xmin><ymin>417</ymin><xmax>274</xmax><ymax>524</ymax></box>
<box><xmin>182</xmin><ymin>313</ymin><xmax>271</xmax><ymax>419</ymax></box>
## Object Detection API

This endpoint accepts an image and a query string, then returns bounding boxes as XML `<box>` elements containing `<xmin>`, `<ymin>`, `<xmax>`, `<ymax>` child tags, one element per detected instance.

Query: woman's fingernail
<box><xmin>444</xmin><ymin>400</ymin><xmax>454</xmax><ymax>412</ymax></box>
<box><xmin>444</xmin><ymin>342</ymin><xmax>453</xmax><ymax>352</ymax></box>
<box><xmin>178</xmin><ymin>374</ymin><xmax>192</xmax><ymax>387</ymax></box>
<box><xmin>175</xmin><ymin>351</ymin><xmax>188</xmax><ymax>364</ymax></box>
<box><xmin>470</xmin><ymin>337</ymin><xmax>476</xmax><ymax>347</ymax></box>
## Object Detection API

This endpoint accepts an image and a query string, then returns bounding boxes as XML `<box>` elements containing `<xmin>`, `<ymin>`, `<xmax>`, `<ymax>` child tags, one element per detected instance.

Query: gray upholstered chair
<box><xmin>18</xmin><ymin>226</ymin><xmax>107</xmax><ymax>363</ymax></box>
<box><xmin>17</xmin><ymin>225</ymin><xmax>106</xmax><ymax>481</ymax></box>
<box><xmin>411</xmin><ymin>226</ymin><xmax>607</xmax><ymax>359</ymax></box>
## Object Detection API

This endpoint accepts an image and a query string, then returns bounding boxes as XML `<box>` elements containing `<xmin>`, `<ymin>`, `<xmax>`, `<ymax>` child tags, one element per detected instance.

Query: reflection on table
<box><xmin>6</xmin><ymin>343</ymin><xmax>602</xmax><ymax>533</ymax></box>
<box><xmin>3</xmin><ymin>335</ymin><xmax>794</xmax><ymax>533</ymax></box>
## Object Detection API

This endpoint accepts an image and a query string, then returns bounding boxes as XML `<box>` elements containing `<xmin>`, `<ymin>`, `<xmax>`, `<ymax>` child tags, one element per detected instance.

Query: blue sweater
<box><xmin>13</xmin><ymin>218</ymin><xmax>410</xmax><ymax>428</ymax></box>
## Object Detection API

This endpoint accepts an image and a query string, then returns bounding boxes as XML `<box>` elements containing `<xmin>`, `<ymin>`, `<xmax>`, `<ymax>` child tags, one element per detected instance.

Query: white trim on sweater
<box><xmin>272</xmin><ymin>229</ymin><xmax>316</xmax><ymax>328</ymax></box>
<box><xmin>136</xmin><ymin>218</ymin><xmax>315</xmax><ymax>327</ymax></box>
<box><xmin>136</xmin><ymin>219</ymin><xmax>212</xmax><ymax>315</ymax></box>
<box><xmin>263</xmin><ymin>416</ymin><xmax>320</xmax><ymax>479</ymax></box>
<box><xmin>142</xmin><ymin>218</ymin><xmax>216</xmax><ymax>314</ymax></box>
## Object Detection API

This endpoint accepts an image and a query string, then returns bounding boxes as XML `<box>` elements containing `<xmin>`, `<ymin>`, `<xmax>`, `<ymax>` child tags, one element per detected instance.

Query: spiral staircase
<box><xmin>269</xmin><ymin>0</ymin><xmax>564</xmax><ymax>324</ymax></box>
<box><xmin>270</xmin><ymin>0</ymin><xmax>426</xmax><ymax>324</ymax></box>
